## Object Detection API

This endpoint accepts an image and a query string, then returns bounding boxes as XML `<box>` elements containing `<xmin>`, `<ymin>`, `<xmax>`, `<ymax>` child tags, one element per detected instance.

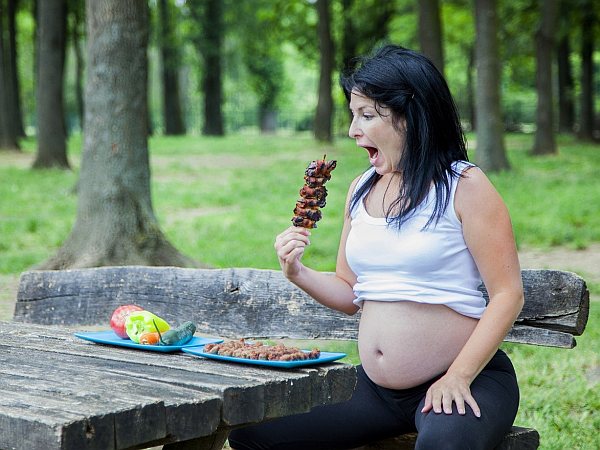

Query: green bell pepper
<box><xmin>125</xmin><ymin>311</ymin><xmax>170</xmax><ymax>343</ymax></box>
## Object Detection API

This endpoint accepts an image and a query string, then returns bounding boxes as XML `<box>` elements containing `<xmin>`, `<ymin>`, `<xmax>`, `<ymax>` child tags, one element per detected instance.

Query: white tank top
<box><xmin>346</xmin><ymin>161</ymin><xmax>486</xmax><ymax>319</ymax></box>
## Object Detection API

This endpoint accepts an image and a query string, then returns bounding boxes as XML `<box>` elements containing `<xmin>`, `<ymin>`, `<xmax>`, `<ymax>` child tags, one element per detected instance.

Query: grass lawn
<box><xmin>0</xmin><ymin>131</ymin><xmax>598</xmax><ymax>449</ymax></box>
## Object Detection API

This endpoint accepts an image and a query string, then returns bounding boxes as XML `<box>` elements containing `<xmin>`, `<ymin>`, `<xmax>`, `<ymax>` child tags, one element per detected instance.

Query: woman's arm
<box><xmin>274</xmin><ymin>178</ymin><xmax>360</xmax><ymax>315</ymax></box>
<box><xmin>422</xmin><ymin>166</ymin><xmax>524</xmax><ymax>417</ymax></box>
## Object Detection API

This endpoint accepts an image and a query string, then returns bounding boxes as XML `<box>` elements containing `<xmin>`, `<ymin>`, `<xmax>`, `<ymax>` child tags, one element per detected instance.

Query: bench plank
<box><xmin>14</xmin><ymin>267</ymin><xmax>589</xmax><ymax>348</ymax></box>
<box><xmin>12</xmin><ymin>266</ymin><xmax>589</xmax><ymax>450</ymax></box>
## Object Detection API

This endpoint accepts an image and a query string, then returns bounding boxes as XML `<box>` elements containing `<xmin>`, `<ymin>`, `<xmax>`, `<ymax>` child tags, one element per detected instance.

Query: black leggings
<box><xmin>228</xmin><ymin>349</ymin><xmax>519</xmax><ymax>450</ymax></box>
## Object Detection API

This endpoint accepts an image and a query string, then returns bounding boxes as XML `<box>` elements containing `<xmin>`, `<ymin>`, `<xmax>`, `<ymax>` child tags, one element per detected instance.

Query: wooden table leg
<box><xmin>162</xmin><ymin>429</ymin><xmax>229</xmax><ymax>450</ymax></box>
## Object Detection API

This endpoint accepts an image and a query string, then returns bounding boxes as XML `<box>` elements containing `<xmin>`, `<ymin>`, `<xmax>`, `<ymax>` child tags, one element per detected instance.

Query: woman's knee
<box><xmin>414</xmin><ymin>414</ymin><xmax>488</xmax><ymax>450</ymax></box>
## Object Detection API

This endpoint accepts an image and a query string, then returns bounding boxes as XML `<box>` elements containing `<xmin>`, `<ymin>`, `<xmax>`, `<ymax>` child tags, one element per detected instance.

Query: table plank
<box><xmin>0</xmin><ymin>321</ymin><xmax>356</xmax><ymax>450</ymax></box>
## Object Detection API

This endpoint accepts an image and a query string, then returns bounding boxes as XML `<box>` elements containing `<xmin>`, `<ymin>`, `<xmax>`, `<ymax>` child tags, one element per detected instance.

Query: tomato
<box><xmin>110</xmin><ymin>304</ymin><xmax>144</xmax><ymax>338</ymax></box>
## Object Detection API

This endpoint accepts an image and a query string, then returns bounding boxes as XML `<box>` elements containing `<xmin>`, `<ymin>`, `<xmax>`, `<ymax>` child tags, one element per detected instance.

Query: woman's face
<box><xmin>348</xmin><ymin>90</ymin><xmax>405</xmax><ymax>175</ymax></box>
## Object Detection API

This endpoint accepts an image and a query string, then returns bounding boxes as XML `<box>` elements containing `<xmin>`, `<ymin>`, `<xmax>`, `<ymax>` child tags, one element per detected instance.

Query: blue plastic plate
<box><xmin>74</xmin><ymin>330</ymin><xmax>223</xmax><ymax>353</ymax></box>
<box><xmin>182</xmin><ymin>347</ymin><xmax>347</xmax><ymax>368</ymax></box>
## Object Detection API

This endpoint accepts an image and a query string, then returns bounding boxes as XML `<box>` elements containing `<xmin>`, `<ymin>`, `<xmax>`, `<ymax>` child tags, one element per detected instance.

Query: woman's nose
<box><xmin>348</xmin><ymin>118</ymin><xmax>361</xmax><ymax>138</ymax></box>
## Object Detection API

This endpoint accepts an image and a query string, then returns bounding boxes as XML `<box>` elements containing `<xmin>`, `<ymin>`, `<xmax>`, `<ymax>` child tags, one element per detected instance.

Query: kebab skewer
<box><xmin>291</xmin><ymin>155</ymin><xmax>337</xmax><ymax>229</ymax></box>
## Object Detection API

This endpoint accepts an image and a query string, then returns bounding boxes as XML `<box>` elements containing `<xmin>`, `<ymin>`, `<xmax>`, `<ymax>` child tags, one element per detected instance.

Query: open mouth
<box><xmin>363</xmin><ymin>146</ymin><xmax>379</xmax><ymax>164</ymax></box>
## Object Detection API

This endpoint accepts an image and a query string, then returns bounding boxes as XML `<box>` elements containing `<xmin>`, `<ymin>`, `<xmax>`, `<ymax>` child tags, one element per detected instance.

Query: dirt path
<box><xmin>1</xmin><ymin>246</ymin><xmax>597</xmax><ymax>322</ymax></box>
<box><xmin>517</xmin><ymin>244</ymin><xmax>600</xmax><ymax>285</ymax></box>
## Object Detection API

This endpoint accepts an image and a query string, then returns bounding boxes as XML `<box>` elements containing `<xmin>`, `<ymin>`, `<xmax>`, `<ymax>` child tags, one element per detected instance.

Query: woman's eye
<box><xmin>363</xmin><ymin>114</ymin><xmax>374</xmax><ymax>120</ymax></box>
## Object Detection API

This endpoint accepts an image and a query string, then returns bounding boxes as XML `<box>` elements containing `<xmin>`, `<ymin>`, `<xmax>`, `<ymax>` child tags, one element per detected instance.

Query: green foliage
<box><xmin>484</xmin><ymin>134</ymin><xmax>600</xmax><ymax>250</ymax></box>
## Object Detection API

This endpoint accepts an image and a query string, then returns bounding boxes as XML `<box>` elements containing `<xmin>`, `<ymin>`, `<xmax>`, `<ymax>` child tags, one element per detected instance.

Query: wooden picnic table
<box><xmin>0</xmin><ymin>320</ymin><xmax>357</xmax><ymax>450</ymax></box>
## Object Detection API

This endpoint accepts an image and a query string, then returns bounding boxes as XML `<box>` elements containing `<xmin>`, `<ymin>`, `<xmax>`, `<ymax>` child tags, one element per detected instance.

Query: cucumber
<box><xmin>157</xmin><ymin>321</ymin><xmax>196</xmax><ymax>346</ymax></box>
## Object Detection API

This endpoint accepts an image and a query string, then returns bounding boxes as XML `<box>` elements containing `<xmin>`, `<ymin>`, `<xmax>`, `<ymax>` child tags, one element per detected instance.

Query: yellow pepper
<box><xmin>125</xmin><ymin>311</ymin><xmax>170</xmax><ymax>343</ymax></box>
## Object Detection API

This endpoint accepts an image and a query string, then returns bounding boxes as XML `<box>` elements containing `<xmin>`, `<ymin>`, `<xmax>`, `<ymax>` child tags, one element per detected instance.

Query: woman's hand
<box><xmin>274</xmin><ymin>226</ymin><xmax>311</xmax><ymax>280</ymax></box>
<box><xmin>421</xmin><ymin>372</ymin><xmax>481</xmax><ymax>418</ymax></box>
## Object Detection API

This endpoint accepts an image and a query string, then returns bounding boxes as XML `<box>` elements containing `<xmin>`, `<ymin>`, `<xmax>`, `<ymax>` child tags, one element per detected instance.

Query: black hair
<box><xmin>340</xmin><ymin>45</ymin><xmax>468</xmax><ymax>229</ymax></box>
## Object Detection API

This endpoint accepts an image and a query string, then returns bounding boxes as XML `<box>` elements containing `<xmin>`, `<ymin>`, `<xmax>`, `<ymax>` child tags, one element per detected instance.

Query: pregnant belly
<box><xmin>358</xmin><ymin>301</ymin><xmax>478</xmax><ymax>389</ymax></box>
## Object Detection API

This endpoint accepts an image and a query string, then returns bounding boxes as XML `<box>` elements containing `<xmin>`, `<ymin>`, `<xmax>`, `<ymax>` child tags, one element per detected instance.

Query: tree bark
<box><xmin>418</xmin><ymin>0</ymin><xmax>444</xmax><ymax>75</ymax></box>
<box><xmin>314</xmin><ymin>0</ymin><xmax>334</xmax><ymax>142</ymax></box>
<box><xmin>557</xmin><ymin>34</ymin><xmax>575</xmax><ymax>133</ymax></box>
<box><xmin>341</xmin><ymin>0</ymin><xmax>393</xmax><ymax>73</ymax></box>
<box><xmin>37</xmin><ymin>0</ymin><xmax>198</xmax><ymax>270</ymax></box>
<box><xmin>474</xmin><ymin>0</ymin><xmax>509</xmax><ymax>172</ymax></box>
<box><xmin>557</xmin><ymin>1</ymin><xmax>575</xmax><ymax>134</ymax></box>
<box><xmin>199</xmin><ymin>0</ymin><xmax>224</xmax><ymax>136</ymax></box>
<box><xmin>0</xmin><ymin>0</ymin><xmax>20</xmax><ymax>150</ymax></box>
<box><xmin>341</xmin><ymin>0</ymin><xmax>357</xmax><ymax>73</ymax></box>
<box><xmin>578</xmin><ymin>5</ymin><xmax>595</xmax><ymax>141</ymax></box>
<box><xmin>8</xmin><ymin>0</ymin><xmax>25</xmax><ymax>137</ymax></box>
<box><xmin>158</xmin><ymin>0</ymin><xmax>185</xmax><ymax>135</ymax></box>
<box><xmin>532</xmin><ymin>0</ymin><xmax>559</xmax><ymax>155</ymax></box>
<box><xmin>70</xmin><ymin>0</ymin><xmax>85</xmax><ymax>131</ymax></box>
<box><xmin>466</xmin><ymin>44</ymin><xmax>476</xmax><ymax>131</ymax></box>
<box><xmin>33</xmin><ymin>0</ymin><xmax>69</xmax><ymax>169</ymax></box>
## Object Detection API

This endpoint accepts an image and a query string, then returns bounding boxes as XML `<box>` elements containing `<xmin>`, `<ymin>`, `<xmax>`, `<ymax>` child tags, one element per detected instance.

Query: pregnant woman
<box><xmin>229</xmin><ymin>45</ymin><xmax>524</xmax><ymax>450</ymax></box>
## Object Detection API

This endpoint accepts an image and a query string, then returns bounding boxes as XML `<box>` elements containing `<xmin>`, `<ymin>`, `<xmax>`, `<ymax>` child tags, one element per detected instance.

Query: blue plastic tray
<box><xmin>182</xmin><ymin>346</ymin><xmax>346</xmax><ymax>368</ymax></box>
<box><xmin>74</xmin><ymin>330</ymin><xmax>223</xmax><ymax>353</ymax></box>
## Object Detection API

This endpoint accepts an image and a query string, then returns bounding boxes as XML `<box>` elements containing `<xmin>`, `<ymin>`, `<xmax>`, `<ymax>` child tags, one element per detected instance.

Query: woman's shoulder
<box><xmin>454</xmin><ymin>164</ymin><xmax>506</xmax><ymax>221</ymax></box>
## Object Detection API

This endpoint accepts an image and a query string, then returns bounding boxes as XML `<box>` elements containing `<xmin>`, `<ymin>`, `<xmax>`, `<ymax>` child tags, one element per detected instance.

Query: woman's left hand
<box><xmin>421</xmin><ymin>372</ymin><xmax>481</xmax><ymax>417</ymax></box>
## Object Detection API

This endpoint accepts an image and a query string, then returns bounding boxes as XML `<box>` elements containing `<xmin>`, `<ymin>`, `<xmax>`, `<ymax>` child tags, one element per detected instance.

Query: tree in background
<box><xmin>418</xmin><ymin>0</ymin><xmax>444</xmax><ymax>75</ymax></box>
<box><xmin>38</xmin><ymin>0</ymin><xmax>196</xmax><ymax>269</ymax></box>
<box><xmin>33</xmin><ymin>0</ymin><xmax>68</xmax><ymax>169</ymax></box>
<box><xmin>7</xmin><ymin>0</ymin><xmax>25</xmax><ymax>137</ymax></box>
<box><xmin>578</xmin><ymin>3</ymin><xmax>596</xmax><ymax>141</ymax></box>
<box><xmin>557</xmin><ymin>2</ymin><xmax>575</xmax><ymax>134</ymax></box>
<box><xmin>237</xmin><ymin>0</ymin><xmax>284</xmax><ymax>134</ymax></box>
<box><xmin>474</xmin><ymin>0</ymin><xmax>509</xmax><ymax>172</ymax></box>
<box><xmin>341</xmin><ymin>0</ymin><xmax>394</xmax><ymax>72</ymax></box>
<box><xmin>158</xmin><ymin>0</ymin><xmax>185</xmax><ymax>135</ymax></box>
<box><xmin>69</xmin><ymin>0</ymin><xmax>85</xmax><ymax>131</ymax></box>
<box><xmin>189</xmin><ymin>0</ymin><xmax>224</xmax><ymax>136</ymax></box>
<box><xmin>532</xmin><ymin>0</ymin><xmax>559</xmax><ymax>155</ymax></box>
<box><xmin>0</xmin><ymin>0</ymin><xmax>21</xmax><ymax>150</ymax></box>
<box><xmin>314</xmin><ymin>0</ymin><xmax>334</xmax><ymax>142</ymax></box>
<box><xmin>5</xmin><ymin>0</ymin><xmax>599</xmax><ymax>144</ymax></box>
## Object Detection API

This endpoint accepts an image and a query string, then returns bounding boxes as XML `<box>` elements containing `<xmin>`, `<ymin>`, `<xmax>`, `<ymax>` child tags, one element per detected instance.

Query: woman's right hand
<box><xmin>274</xmin><ymin>226</ymin><xmax>311</xmax><ymax>280</ymax></box>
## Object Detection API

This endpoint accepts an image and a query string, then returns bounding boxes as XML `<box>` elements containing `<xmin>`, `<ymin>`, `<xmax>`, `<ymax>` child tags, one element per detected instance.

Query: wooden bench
<box><xmin>14</xmin><ymin>266</ymin><xmax>590</xmax><ymax>450</ymax></box>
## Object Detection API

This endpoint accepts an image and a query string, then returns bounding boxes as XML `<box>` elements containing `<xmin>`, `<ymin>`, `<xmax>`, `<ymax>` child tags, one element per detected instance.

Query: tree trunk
<box><xmin>200</xmin><ymin>0</ymin><xmax>224</xmax><ymax>136</ymax></box>
<box><xmin>467</xmin><ymin>44</ymin><xmax>476</xmax><ymax>131</ymax></box>
<box><xmin>341</xmin><ymin>0</ymin><xmax>357</xmax><ymax>73</ymax></box>
<box><xmin>33</xmin><ymin>0</ymin><xmax>69</xmax><ymax>169</ymax></box>
<box><xmin>158</xmin><ymin>0</ymin><xmax>185</xmax><ymax>135</ymax></box>
<box><xmin>8</xmin><ymin>0</ymin><xmax>25</xmax><ymax>137</ymax></box>
<box><xmin>259</xmin><ymin>108</ymin><xmax>277</xmax><ymax>134</ymax></box>
<box><xmin>37</xmin><ymin>0</ymin><xmax>198</xmax><ymax>270</ymax></box>
<box><xmin>532</xmin><ymin>0</ymin><xmax>559</xmax><ymax>155</ymax></box>
<box><xmin>0</xmin><ymin>0</ymin><xmax>20</xmax><ymax>150</ymax></box>
<box><xmin>557</xmin><ymin>33</ymin><xmax>575</xmax><ymax>133</ymax></box>
<box><xmin>474</xmin><ymin>0</ymin><xmax>509</xmax><ymax>172</ymax></box>
<box><xmin>70</xmin><ymin>0</ymin><xmax>85</xmax><ymax>131</ymax></box>
<box><xmin>578</xmin><ymin>5</ymin><xmax>595</xmax><ymax>141</ymax></box>
<box><xmin>418</xmin><ymin>0</ymin><xmax>444</xmax><ymax>75</ymax></box>
<box><xmin>314</xmin><ymin>0</ymin><xmax>334</xmax><ymax>142</ymax></box>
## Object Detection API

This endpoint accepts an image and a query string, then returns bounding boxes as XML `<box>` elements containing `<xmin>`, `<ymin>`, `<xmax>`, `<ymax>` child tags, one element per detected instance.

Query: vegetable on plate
<box><xmin>110</xmin><ymin>304</ymin><xmax>144</xmax><ymax>338</ymax></box>
<box><xmin>155</xmin><ymin>321</ymin><xmax>196</xmax><ymax>346</ymax></box>
<box><xmin>125</xmin><ymin>310</ymin><xmax>170</xmax><ymax>343</ymax></box>
<box><xmin>139</xmin><ymin>331</ymin><xmax>161</xmax><ymax>345</ymax></box>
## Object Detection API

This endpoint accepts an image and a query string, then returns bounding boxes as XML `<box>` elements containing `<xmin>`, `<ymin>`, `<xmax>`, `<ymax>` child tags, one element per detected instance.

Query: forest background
<box><xmin>0</xmin><ymin>0</ymin><xmax>599</xmax><ymax>449</ymax></box>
